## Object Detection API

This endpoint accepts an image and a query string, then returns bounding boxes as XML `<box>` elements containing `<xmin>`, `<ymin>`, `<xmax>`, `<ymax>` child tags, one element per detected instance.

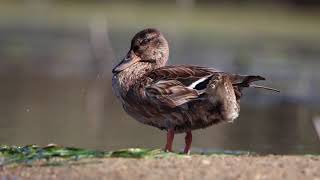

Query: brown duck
<box><xmin>112</xmin><ymin>28</ymin><xmax>279</xmax><ymax>154</ymax></box>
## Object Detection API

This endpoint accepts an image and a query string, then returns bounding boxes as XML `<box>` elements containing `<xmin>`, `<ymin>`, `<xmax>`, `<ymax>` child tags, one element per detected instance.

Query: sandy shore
<box><xmin>1</xmin><ymin>155</ymin><xmax>320</xmax><ymax>180</ymax></box>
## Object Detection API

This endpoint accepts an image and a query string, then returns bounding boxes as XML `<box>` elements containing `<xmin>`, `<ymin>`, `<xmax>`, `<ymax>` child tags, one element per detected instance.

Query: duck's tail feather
<box><xmin>249</xmin><ymin>84</ymin><xmax>280</xmax><ymax>92</ymax></box>
<box><xmin>232</xmin><ymin>75</ymin><xmax>280</xmax><ymax>93</ymax></box>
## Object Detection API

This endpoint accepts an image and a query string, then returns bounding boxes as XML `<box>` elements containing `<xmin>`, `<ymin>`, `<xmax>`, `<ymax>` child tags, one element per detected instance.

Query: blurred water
<box><xmin>0</xmin><ymin>3</ymin><xmax>319</xmax><ymax>154</ymax></box>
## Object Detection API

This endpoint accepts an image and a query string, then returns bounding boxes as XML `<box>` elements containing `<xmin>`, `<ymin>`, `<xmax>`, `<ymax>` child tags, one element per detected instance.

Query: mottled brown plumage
<box><xmin>112</xmin><ymin>28</ymin><xmax>278</xmax><ymax>154</ymax></box>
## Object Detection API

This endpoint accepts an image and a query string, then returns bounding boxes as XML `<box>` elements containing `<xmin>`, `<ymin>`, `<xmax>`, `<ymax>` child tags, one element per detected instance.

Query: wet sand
<box><xmin>1</xmin><ymin>155</ymin><xmax>320</xmax><ymax>180</ymax></box>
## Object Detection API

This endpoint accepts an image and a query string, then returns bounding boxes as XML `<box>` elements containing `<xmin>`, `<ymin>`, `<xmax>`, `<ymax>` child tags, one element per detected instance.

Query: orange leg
<box><xmin>184</xmin><ymin>131</ymin><xmax>192</xmax><ymax>154</ymax></box>
<box><xmin>165</xmin><ymin>129</ymin><xmax>175</xmax><ymax>152</ymax></box>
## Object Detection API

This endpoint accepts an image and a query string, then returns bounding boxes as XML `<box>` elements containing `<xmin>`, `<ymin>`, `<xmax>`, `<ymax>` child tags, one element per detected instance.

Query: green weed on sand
<box><xmin>0</xmin><ymin>144</ymin><xmax>252</xmax><ymax>166</ymax></box>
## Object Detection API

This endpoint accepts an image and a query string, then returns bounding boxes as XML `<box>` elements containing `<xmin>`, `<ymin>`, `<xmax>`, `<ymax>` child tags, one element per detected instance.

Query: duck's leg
<box><xmin>183</xmin><ymin>130</ymin><xmax>192</xmax><ymax>154</ymax></box>
<box><xmin>165</xmin><ymin>128</ymin><xmax>175</xmax><ymax>152</ymax></box>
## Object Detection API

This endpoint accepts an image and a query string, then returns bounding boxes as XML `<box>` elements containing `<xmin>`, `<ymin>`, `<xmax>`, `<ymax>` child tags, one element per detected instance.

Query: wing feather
<box><xmin>145</xmin><ymin>80</ymin><xmax>200</xmax><ymax>108</ymax></box>
<box><xmin>147</xmin><ymin>65</ymin><xmax>219</xmax><ymax>87</ymax></box>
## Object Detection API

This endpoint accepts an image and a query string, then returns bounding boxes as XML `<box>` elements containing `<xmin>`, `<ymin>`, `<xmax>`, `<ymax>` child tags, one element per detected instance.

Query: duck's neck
<box><xmin>114</xmin><ymin>62</ymin><xmax>161</xmax><ymax>94</ymax></box>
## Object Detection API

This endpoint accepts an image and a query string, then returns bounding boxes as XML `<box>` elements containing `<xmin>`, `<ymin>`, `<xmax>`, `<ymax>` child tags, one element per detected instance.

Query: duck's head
<box><xmin>112</xmin><ymin>28</ymin><xmax>169</xmax><ymax>74</ymax></box>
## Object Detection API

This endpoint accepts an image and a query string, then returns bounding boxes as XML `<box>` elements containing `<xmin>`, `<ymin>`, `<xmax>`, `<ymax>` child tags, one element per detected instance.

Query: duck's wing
<box><xmin>145</xmin><ymin>80</ymin><xmax>200</xmax><ymax>108</ymax></box>
<box><xmin>145</xmin><ymin>65</ymin><xmax>218</xmax><ymax>108</ymax></box>
<box><xmin>144</xmin><ymin>65</ymin><xmax>278</xmax><ymax>108</ymax></box>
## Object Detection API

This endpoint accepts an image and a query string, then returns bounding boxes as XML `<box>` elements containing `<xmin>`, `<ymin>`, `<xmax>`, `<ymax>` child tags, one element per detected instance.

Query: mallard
<box><xmin>112</xmin><ymin>28</ymin><xmax>279</xmax><ymax>154</ymax></box>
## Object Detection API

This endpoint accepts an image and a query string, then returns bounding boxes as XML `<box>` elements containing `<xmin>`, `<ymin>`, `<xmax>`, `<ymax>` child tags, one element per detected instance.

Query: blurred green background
<box><xmin>0</xmin><ymin>0</ymin><xmax>320</xmax><ymax>154</ymax></box>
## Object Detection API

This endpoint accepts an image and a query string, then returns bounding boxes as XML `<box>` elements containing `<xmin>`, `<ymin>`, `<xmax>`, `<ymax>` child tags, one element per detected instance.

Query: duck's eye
<box><xmin>141</xmin><ymin>38</ymin><xmax>150</xmax><ymax>45</ymax></box>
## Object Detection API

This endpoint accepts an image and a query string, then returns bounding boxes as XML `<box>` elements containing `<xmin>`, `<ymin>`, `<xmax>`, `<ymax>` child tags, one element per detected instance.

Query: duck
<box><xmin>112</xmin><ymin>28</ymin><xmax>279</xmax><ymax>154</ymax></box>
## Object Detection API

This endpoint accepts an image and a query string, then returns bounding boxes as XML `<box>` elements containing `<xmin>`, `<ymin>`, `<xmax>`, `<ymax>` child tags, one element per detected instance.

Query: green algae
<box><xmin>0</xmin><ymin>144</ymin><xmax>107</xmax><ymax>166</ymax></box>
<box><xmin>0</xmin><ymin>144</ymin><xmax>253</xmax><ymax>166</ymax></box>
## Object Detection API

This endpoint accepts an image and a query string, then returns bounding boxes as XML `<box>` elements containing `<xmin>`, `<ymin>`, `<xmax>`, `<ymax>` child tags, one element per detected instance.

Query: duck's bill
<box><xmin>112</xmin><ymin>50</ymin><xmax>141</xmax><ymax>73</ymax></box>
<box><xmin>250</xmin><ymin>84</ymin><xmax>280</xmax><ymax>92</ymax></box>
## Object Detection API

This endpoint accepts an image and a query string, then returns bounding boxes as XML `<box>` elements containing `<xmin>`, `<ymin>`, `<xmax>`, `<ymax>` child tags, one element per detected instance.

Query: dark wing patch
<box><xmin>194</xmin><ymin>75</ymin><xmax>214</xmax><ymax>90</ymax></box>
